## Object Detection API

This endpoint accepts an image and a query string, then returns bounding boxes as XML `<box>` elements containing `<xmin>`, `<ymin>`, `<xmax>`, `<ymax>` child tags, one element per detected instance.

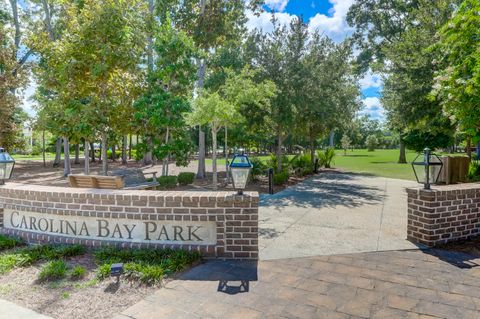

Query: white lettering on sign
<box><xmin>3</xmin><ymin>209</ymin><xmax>216</xmax><ymax>245</ymax></box>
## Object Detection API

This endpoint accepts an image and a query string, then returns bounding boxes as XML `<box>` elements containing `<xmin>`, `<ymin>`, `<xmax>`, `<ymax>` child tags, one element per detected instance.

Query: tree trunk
<box><xmin>162</xmin><ymin>127</ymin><xmax>170</xmax><ymax>176</ymax></box>
<box><xmin>467</xmin><ymin>136</ymin><xmax>472</xmax><ymax>159</ymax></box>
<box><xmin>128</xmin><ymin>135</ymin><xmax>132</xmax><ymax>160</ymax></box>
<box><xmin>90</xmin><ymin>142</ymin><xmax>96</xmax><ymax>162</ymax></box>
<box><xmin>309</xmin><ymin>127</ymin><xmax>315</xmax><ymax>167</ymax></box>
<box><xmin>84</xmin><ymin>140</ymin><xmax>90</xmax><ymax>175</ymax></box>
<box><xmin>329</xmin><ymin>130</ymin><xmax>335</xmax><ymax>148</ymax></box>
<box><xmin>111</xmin><ymin>144</ymin><xmax>116</xmax><ymax>161</ymax></box>
<box><xmin>42</xmin><ymin>130</ymin><xmax>46</xmax><ymax>168</ymax></box>
<box><xmin>143</xmin><ymin>137</ymin><xmax>153</xmax><ymax>165</ymax></box>
<box><xmin>276</xmin><ymin>132</ymin><xmax>283</xmax><ymax>172</ymax></box>
<box><xmin>196</xmin><ymin>129</ymin><xmax>206</xmax><ymax>178</ymax></box>
<box><xmin>212</xmin><ymin>128</ymin><xmax>218</xmax><ymax>190</ymax></box>
<box><xmin>101</xmin><ymin>132</ymin><xmax>108</xmax><ymax>175</ymax></box>
<box><xmin>122</xmin><ymin>135</ymin><xmax>127</xmax><ymax>165</ymax></box>
<box><xmin>53</xmin><ymin>138</ymin><xmax>62</xmax><ymax>167</ymax></box>
<box><xmin>74</xmin><ymin>144</ymin><xmax>80</xmax><ymax>164</ymax></box>
<box><xmin>63</xmin><ymin>137</ymin><xmax>71</xmax><ymax>177</ymax></box>
<box><xmin>225</xmin><ymin>127</ymin><xmax>229</xmax><ymax>175</ymax></box>
<box><xmin>398</xmin><ymin>138</ymin><xmax>407</xmax><ymax>164</ymax></box>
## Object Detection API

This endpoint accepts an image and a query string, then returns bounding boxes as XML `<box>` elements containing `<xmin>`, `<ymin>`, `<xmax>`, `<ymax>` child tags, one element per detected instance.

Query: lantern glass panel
<box><xmin>0</xmin><ymin>163</ymin><xmax>5</xmax><ymax>180</ymax></box>
<box><xmin>231</xmin><ymin>167</ymin><xmax>250</xmax><ymax>189</ymax></box>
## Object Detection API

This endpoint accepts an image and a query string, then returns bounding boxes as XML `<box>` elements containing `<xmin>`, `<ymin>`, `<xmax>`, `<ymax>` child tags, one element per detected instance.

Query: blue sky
<box><xmin>248</xmin><ymin>0</ymin><xmax>384</xmax><ymax>120</ymax></box>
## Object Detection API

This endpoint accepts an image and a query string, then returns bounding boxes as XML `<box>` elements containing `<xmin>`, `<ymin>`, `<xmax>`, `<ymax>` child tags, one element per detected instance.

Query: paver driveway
<box><xmin>116</xmin><ymin>250</ymin><xmax>480</xmax><ymax>318</ymax></box>
<box><xmin>260</xmin><ymin>172</ymin><xmax>419</xmax><ymax>260</ymax></box>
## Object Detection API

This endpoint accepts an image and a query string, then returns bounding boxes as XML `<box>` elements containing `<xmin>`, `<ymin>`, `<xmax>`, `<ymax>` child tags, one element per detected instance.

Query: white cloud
<box><xmin>359</xmin><ymin>70</ymin><xmax>383</xmax><ymax>90</ymax></box>
<box><xmin>246</xmin><ymin>10</ymin><xmax>295</xmax><ymax>33</ymax></box>
<box><xmin>360</xmin><ymin>97</ymin><xmax>385</xmax><ymax>120</ymax></box>
<box><xmin>308</xmin><ymin>0</ymin><xmax>354</xmax><ymax>42</ymax></box>
<box><xmin>247</xmin><ymin>0</ymin><xmax>355</xmax><ymax>43</ymax></box>
<box><xmin>264</xmin><ymin>0</ymin><xmax>289</xmax><ymax>12</ymax></box>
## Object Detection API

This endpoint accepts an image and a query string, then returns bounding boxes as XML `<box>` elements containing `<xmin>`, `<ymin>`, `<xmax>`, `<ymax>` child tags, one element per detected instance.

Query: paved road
<box><xmin>115</xmin><ymin>250</ymin><xmax>480</xmax><ymax>319</ymax></box>
<box><xmin>259</xmin><ymin>172</ymin><xmax>420</xmax><ymax>260</ymax></box>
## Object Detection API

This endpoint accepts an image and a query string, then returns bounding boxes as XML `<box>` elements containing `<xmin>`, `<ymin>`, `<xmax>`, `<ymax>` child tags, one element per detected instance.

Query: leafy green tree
<box><xmin>134</xmin><ymin>18</ymin><xmax>198</xmax><ymax>175</ymax></box>
<box><xmin>366</xmin><ymin>134</ymin><xmax>378</xmax><ymax>151</ymax></box>
<box><xmin>0</xmin><ymin>3</ymin><xmax>28</xmax><ymax>151</ymax></box>
<box><xmin>33</xmin><ymin>0</ymin><xmax>146</xmax><ymax>175</ymax></box>
<box><xmin>341</xmin><ymin>135</ymin><xmax>351</xmax><ymax>155</ymax></box>
<box><xmin>186</xmin><ymin>67</ymin><xmax>276</xmax><ymax>189</ymax></box>
<box><xmin>348</xmin><ymin>0</ymin><xmax>458</xmax><ymax>162</ymax></box>
<box><xmin>156</xmin><ymin>0</ymin><xmax>264</xmax><ymax>179</ymax></box>
<box><xmin>433</xmin><ymin>0</ymin><xmax>480</xmax><ymax>148</ymax></box>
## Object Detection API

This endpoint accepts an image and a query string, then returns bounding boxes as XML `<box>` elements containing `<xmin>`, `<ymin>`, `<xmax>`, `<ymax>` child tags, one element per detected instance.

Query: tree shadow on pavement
<box><xmin>261</xmin><ymin>173</ymin><xmax>385</xmax><ymax>209</ymax></box>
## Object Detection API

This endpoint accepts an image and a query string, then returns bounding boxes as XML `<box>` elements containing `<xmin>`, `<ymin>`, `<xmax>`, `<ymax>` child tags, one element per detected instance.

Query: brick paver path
<box><xmin>115</xmin><ymin>249</ymin><xmax>480</xmax><ymax>319</ymax></box>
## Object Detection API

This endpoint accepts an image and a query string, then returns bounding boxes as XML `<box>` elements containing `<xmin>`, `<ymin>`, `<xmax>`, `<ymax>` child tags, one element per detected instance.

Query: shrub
<box><xmin>94</xmin><ymin>247</ymin><xmax>201</xmax><ymax>285</ymax></box>
<box><xmin>0</xmin><ymin>235</ymin><xmax>24</xmax><ymax>251</ymax></box>
<box><xmin>317</xmin><ymin>148</ymin><xmax>335</xmax><ymax>168</ymax></box>
<box><xmin>157</xmin><ymin>175</ymin><xmax>178</xmax><ymax>189</ymax></box>
<box><xmin>38</xmin><ymin>260</ymin><xmax>68</xmax><ymax>282</ymax></box>
<box><xmin>178</xmin><ymin>172</ymin><xmax>195</xmax><ymax>185</ymax></box>
<box><xmin>70</xmin><ymin>265</ymin><xmax>87</xmax><ymax>280</ymax></box>
<box><xmin>267</xmin><ymin>153</ymin><xmax>290</xmax><ymax>173</ymax></box>
<box><xmin>290</xmin><ymin>153</ymin><xmax>312</xmax><ymax>176</ymax></box>
<box><xmin>366</xmin><ymin>135</ymin><xmax>378</xmax><ymax>151</ymax></box>
<box><xmin>467</xmin><ymin>160</ymin><xmax>480</xmax><ymax>181</ymax></box>
<box><xmin>0</xmin><ymin>244</ymin><xmax>86</xmax><ymax>275</ymax></box>
<box><xmin>250</xmin><ymin>157</ymin><xmax>267</xmax><ymax>181</ymax></box>
<box><xmin>273</xmin><ymin>170</ymin><xmax>289</xmax><ymax>185</ymax></box>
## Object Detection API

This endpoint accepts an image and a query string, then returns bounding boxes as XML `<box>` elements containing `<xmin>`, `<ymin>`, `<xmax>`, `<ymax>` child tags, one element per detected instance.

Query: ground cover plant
<box><xmin>0</xmin><ymin>234</ymin><xmax>24</xmax><ymax>251</ymax></box>
<box><xmin>94</xmin><ymin>247</ymin><xmax>201</xmax><ymax>285</ymax></box>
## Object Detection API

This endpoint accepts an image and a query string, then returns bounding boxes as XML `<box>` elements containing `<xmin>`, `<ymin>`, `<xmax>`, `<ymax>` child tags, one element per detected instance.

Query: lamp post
<box><xmin>412</xmin><ymin>148</ymin><xmax>443</xmax><ymax>189</ymax></box>
<box><xmin>0</xmin><ymin>148</ymin><xmax>15</xmax><ymax>185</ymax></box>
<box><xmin>229</xmin><ymin>154</ymin><xmax>253</xmax><ymax>195</ymax></box>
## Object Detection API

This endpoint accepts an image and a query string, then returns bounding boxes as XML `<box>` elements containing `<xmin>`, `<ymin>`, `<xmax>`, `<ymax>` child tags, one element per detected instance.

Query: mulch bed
<box><xmin>0</xmin><ymin>253</ymin><xmax>158</xmax><ymax>319</ymax></box>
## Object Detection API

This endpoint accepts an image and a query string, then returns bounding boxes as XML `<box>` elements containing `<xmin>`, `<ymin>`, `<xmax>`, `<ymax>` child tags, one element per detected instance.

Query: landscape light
<box><xmin>0</xmin><ymin>148</ymin><xmax>15</xmax><ymax>185</ymax></box>
<box><xmin>229</xmin><ymin>154</ymin><xmax>253</xmax><ymax>195</ymax></box>
<box><xmin>411</xmin><ymin>148</ymin><xmax>443</xmax><ymax>189</ymax></box>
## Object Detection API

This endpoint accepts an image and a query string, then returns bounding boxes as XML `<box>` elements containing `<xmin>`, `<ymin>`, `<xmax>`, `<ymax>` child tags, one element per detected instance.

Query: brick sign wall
<box><xmin>407</xmin><ymin>184</ymin><xmax>480</xmax><ymax>246</ymax></box>
<box><xmin>0</xmin><ymin>183</ymin><xmax>259</xmax><ymax>260</ymax></box>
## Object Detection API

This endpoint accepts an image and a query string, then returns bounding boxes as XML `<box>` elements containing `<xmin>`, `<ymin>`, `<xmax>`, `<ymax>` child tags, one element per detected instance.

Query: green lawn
<box><xmin>333</xmin><ymin>149</ymin><xmax>418</xmax><ymax>181</ymax></box>
<box><xmin>206</xmin><ymin>149</ymin><xmax>420</xmax><ymax>180</ymax></box>
<box><xmin>12</xmin><ymin>153</ymin><xmax>56</xmax><ymax>161</ymax></box>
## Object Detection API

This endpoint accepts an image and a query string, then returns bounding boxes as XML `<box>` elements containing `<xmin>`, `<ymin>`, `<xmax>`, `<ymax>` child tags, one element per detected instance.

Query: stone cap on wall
<box><xmin>0</xmin><ymin>183</ymin><xmax>259</xmax><ymax>204</ymax></box>
<box><xmin>406</xmin><ymin>183</ymin><xmax>480</xmax><ymax>196</ymax></box>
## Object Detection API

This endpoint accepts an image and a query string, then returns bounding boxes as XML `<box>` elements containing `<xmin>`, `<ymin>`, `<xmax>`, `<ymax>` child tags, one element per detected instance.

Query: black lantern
<box><xmin>0</xmin><ymin>148</ymin><xmax>15</xmax><ymax>185</ymax></box>
<box><xmin>411</xmin><ymin>148</ymin><xmax>443</xmax><ymax>189</ymax></box>
<box><xmin>229</xmin><ymin>154</ymin><xmax>252</xmax><ymax>195</ymax></box>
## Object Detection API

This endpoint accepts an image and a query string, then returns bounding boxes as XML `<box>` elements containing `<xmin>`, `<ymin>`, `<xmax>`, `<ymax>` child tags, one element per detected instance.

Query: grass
<box><xmin>12</xmin><ymin>153</ymin><xmax>56</xmax><ymax>161</ymax></box>
<box><xmin>333</xmin><ymin>149</ymin><xmax>419</xmax><ymax>180</ymax></box>
<box><xmin>204</xmin><ymin>150</ymin><xmax>419</xmax><ymax>180</ymax></box>
<box><xmin>94</xmin><ymin>247</ymin><xmax>201</xmax><ymax>285</ymax></box>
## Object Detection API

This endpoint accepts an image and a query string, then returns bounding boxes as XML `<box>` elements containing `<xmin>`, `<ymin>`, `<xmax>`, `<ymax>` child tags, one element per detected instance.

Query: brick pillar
<box><xmin>407</xmin><ymin>186</ymin><xmax>480</xmax><ymax>246</ymax></box>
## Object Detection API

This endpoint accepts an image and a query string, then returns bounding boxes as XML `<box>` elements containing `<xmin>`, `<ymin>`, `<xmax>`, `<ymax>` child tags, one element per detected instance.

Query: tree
<box><xmin>433</xmin><ymin>0</ymin><xmax>480</xmax><ymax>146</ymax></box>
<box><xmin>33</xmin><ymin>0</ymin><xmax>146</xmax><ymax>175</ymax></box>
<box><xmin>348</xmin><ymin>0</ymin><xmax>459</xmax><ymax>162</ymax></box>
<box><xmin>341</xmin><ymin>135</ymin><xmax>351</xmax><ymax>155</ymax></box>
<box><xmin>186</xmin><ymin>67</ymin><xmax>276</xmax><ymax>189</ymax></box>
<box><xmin>0</xmin><ymin>4</ymin><xmax>28</xmax><ymax>151</ymax></box>
<box><xmin>366</xmin><ymin>134</ymin><xmax>378</xmax><ymax>151</ymax></box>
<box><xmin>157</xmin><ymin>0</ymin><xmax>264</xmax><ymax>179</ymax></box>
<box><xmin>134</xmin><ymin>18</ymin><xmax>198</xmax><ymax>176</ymax></box>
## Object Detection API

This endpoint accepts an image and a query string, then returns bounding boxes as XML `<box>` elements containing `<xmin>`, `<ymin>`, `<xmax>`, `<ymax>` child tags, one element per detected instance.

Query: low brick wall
<box><xmin>0</xmin><ymin>183</ymin><xmax>259</xmax><ymax>260</ymax></box>
<box><xmin>407</xmin><ymin>183</ymin><xmax>480</xmax><ymax>246</ymax></box>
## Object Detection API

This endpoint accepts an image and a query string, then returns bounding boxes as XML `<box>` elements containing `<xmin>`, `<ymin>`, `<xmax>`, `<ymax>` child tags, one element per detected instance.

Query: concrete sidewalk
<box><xmin>259</xmin><ymin>172</ymin><xmax>420</xmax><ymax>260</ymax></box>
<box><xmin>0</xmin><ymin>299</ymin><xmax>53</xmax><ymax>319</ymax></box>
